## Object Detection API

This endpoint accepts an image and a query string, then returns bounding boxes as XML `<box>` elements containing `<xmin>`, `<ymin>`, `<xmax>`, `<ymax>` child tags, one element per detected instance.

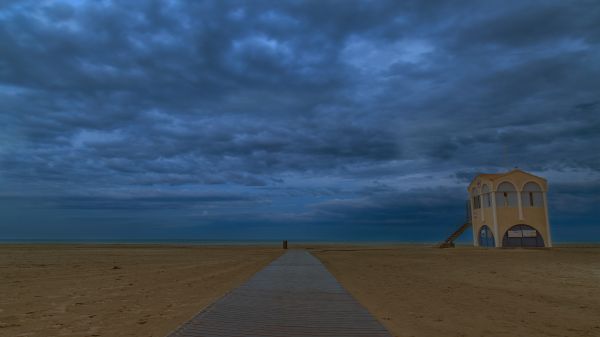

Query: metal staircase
<box><xmin>438</xmin><ymin>222</ymin><xmax>472</xmax><ymax>248</ymax></box>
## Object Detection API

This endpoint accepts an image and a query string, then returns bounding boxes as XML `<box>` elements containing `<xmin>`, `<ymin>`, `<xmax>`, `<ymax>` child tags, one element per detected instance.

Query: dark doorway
<box><xmin>478</xmin><ymin>225</ymin><xmax>495</xmax><ymax>247</ymax></box>
<box><xmin>502</xmin><ymin>224</ymin><xmax>545</xmax><ymax>247</ymax></box>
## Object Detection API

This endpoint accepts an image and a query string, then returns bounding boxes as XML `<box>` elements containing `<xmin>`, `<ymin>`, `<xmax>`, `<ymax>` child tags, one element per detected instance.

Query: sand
<box><xmin>0</xmin><ymin>245</ymin><xmax>281</xmax><ymax>337</ymax></box>
<box><xmin>312</xmin><ymin>246</ymin><xmax>600</xmax><ymax>337</ymax></box>
<box><xmin>2</xmin><ymin>245</ymin><xmax>599</xmax><ymax>337</ymax></box>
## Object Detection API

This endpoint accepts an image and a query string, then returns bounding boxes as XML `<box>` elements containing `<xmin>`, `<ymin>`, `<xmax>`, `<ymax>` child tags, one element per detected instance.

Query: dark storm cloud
<box><xmin>1</xmin><ymin>0</ymin><xmax>599</xmax><ymax>241</ymax></box>
<box><xmin>0</xmin><ymin>193</ymin><xmax>255</xmax><ymax>210</ymax></box>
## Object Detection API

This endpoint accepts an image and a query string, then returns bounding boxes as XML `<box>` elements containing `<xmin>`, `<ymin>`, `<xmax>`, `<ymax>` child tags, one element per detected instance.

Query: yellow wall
<box><xmin>468</xmin><ymin>169</ymin><xmax>551</xmax><ymax>247</ymax></box>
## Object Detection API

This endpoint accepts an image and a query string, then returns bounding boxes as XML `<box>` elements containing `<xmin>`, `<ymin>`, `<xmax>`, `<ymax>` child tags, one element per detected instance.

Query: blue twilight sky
<box><xmin>0</xmin><ymin>0</ymin><xmax>599</xmax><ymax>242</ymax></box>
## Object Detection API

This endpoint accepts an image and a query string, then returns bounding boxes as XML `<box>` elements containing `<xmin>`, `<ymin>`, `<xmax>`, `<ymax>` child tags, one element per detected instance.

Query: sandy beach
<box><xmin>2</xmin><ymin>245</ymin><xmax>599</xmax><ymax>337</ymax></box>
<box><xmin>313</xmin><ymin>246</ymin><xmax>600</xmax><ymax>337</ymax></box>
<box><xmin>0</xmin><ymin>245</ymin><xmax>281</xmax><ymax>337</ymax></box>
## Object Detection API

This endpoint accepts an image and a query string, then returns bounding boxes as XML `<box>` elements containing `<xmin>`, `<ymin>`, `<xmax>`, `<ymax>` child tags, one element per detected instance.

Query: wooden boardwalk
<box><xmin>166</xmin><ymin>249</ymin><xmax>392</xmax><ymax>337</ymax></box>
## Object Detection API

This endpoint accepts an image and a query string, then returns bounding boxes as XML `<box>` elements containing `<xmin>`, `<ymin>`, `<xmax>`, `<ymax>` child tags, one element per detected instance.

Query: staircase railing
<box><xmin>438</xmin><ymin>222</ymin><xmax>472</xmax><ymax>248</ymax></box>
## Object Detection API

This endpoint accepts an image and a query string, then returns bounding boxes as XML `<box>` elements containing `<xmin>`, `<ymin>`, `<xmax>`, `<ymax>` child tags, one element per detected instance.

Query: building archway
<box><xmin>496</xmin><ymin>181</ymin><xmax>517</xmax><ymax>207</ymax></box>
<box><xmin>522</xmin><ymin>182</ymin><xmax>543</xmax><ymax>208</ymax></box>
<box><xmin>502</xmin><ymin>224</ymin><xmax>545</xmax><ymax>247</ymax></box>
<box><xmin>481</xmin><ymin>185</ymin><xmax>491</xmax><ymax>208</ymax></box>
<box><xmin>478</xmin><ymin>225</ymin><xmax>495</xmax><ymax>247</ymax></box>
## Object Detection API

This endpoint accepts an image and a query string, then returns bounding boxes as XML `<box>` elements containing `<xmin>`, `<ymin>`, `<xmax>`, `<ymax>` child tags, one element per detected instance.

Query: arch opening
<box><xmin>471</xmin><ymin>188</ymin><xmax>481</xmax><ymax>209</ymax></box>
<box><xmin>522</xmin><ymin>182</ymin><xmax>543</xmax><ymax>208</ymax></box>
<box><xmin>478</xmin><ymin>225</ymin><xmax>495</xmax><ymax>247</ymax></box>
<box><xmin>496</xmin><ymin>182</ymin><xmax>517</xmax><ymax>208</ymax></box>
<box><xmin>502</xmin><ymin>224</ymin><xmax>545</xmax><ymax>247</ymax></box>
<box><xmin>481</xmin><ymin>184</ymin><xmax>491</xmax><ymax>208</ymax></box>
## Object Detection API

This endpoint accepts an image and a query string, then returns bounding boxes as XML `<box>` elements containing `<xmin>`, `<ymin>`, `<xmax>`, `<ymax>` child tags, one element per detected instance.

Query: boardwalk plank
<box><xmin>166</xmin><ymin>249</ymin><xmax>391</xmax><ymax>337</ymax></box>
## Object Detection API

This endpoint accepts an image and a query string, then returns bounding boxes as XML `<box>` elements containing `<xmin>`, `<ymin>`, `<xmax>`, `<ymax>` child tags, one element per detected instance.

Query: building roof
<box><xmin>476</xmin><ymin>173</ymin><xmax>505</xmax><ymax>180</ymax></box>
<box><xmin>473</xmin><ymin>169</ymin><xmax>545</xmax><ymax>182</ymax></box>
<box><xmin>468</xmin><ymin>168</ymin><xmax>548</xmax><ymax>192</ymax></box>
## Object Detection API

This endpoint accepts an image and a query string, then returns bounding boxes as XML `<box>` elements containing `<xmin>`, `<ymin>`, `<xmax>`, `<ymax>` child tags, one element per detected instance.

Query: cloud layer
<box><xmin>1</xmin><ymin>0</ymin><xmax>599</xmax><ymax>241</ymax></box>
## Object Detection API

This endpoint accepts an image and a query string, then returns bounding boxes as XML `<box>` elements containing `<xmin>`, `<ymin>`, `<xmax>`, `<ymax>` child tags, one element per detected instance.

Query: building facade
<box><xmin>468</xmin><ymin>169</ymin><xmax>552</xmax><ymax>248</ymax></box>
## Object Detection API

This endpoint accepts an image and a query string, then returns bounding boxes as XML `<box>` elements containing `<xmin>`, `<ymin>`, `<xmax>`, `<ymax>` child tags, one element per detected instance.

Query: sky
<box><xmin>1</xmin><ymin>0</ymin><xmax>599</xmax><ymax>242</ymax></box>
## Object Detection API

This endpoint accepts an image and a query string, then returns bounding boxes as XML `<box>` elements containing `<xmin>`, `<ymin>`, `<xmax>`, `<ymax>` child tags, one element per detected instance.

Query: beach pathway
<box><xmin>166</xmin><ymin>249</ymin><xmax>391</xmax><ymax>337</ymax></box>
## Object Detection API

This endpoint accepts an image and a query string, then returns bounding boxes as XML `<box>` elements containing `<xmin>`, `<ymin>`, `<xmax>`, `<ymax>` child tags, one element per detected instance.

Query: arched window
<box><xmin>481</xmin><ymin>185</ymin><xmax>491</xmax><ymax>208</ymax></box>
<box><xmin>522</xmin><ymin>182</ymin><xmax>543</xmax><ymax>208</ymax></box>
<box><xmin>495</xmin><ymin>182</ymin><xmax>517</xmax><ymax>208</ymax></box>
<box><xmin>471</xmin><ymin>188</ymin><xmax>480</xmax><ymax>209</ymax></box>
<box><xmin>478</xmin><ymin>225</ymin><xmax>495</xmax><ymax>247</ymax></box>
<box><xmin>502</xmin><ymin>224</ymin><xmax>545</xmax><ymax>247</ymax></box>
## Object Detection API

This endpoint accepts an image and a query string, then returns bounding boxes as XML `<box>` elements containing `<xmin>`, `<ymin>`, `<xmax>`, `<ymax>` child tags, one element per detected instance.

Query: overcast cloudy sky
<box><xmin>1</xmin><ymin>0</ymin><xmax>599</xmax><ymax>242</ymax></box>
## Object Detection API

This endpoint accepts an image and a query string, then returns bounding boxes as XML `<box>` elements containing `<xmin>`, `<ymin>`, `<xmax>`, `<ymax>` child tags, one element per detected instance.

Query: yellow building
<box><xmin>468</xmin><ymin>169</ymin><xmax>552</xmax><ymax>248</ymax></box>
